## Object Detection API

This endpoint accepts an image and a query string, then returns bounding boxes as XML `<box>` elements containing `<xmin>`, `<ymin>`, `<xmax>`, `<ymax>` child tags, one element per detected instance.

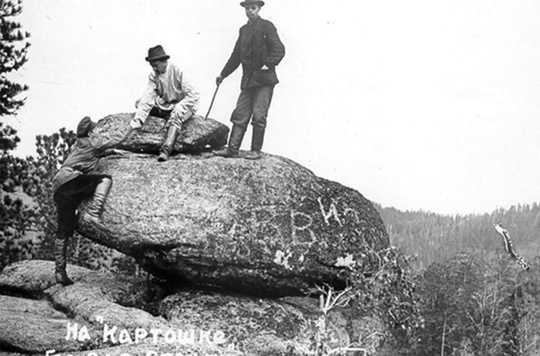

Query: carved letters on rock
<box><xmin>77</xmin><ymin>150</ymin><xmax>389</xmax><ymax>296</ymax></box>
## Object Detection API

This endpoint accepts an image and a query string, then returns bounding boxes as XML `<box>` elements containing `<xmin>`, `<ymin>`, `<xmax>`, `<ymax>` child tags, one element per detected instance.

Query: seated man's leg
<box><xmin>214</xmin><ymin>89</ymin><xmax>253</xmax><ymax>157</ymax></box>
<box><xmin>158</xmin><ymin>108</ymin><xmax>193</xmax><ymax>162</ymax></box>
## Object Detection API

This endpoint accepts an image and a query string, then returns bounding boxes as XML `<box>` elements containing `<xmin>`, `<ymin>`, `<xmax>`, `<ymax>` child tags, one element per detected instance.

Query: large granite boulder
<box><xmin>75</xmin><ymin>152</ymin><xmax>389</xmax><ymax>296</ymax></box>
<box><xmin>93</xmin><ymin>112</ymin><xmax>229</xmax><ymax>154</ymax></box>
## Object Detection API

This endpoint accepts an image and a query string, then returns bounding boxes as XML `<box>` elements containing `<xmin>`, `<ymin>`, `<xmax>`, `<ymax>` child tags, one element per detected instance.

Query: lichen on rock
<box><xmin>75</xmin><ymin>151</ymin><xmax>389</xmax><ymax>296</ymax></box>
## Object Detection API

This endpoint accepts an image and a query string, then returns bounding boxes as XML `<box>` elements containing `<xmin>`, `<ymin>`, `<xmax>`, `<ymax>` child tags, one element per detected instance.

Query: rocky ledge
<box><xmin>0</xmin><ymin>260</ymin><xmax>385</xmax><ymax>356</ymax></box>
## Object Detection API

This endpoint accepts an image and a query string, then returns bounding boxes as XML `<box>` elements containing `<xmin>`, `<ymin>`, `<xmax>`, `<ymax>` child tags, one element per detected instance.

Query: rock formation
<box><xmin>0</xmin><ymin>113</ymin><xmax>391</xmax><ymax>355</ymax></box>
<box><xmin>0</xmin><ymin>260</ymin><xmax>385</xmax><ymax>356</ymax></box>
<box><xmin>75</xmin><ymin>150</ymin><xmax>389</xmax><ymax>296</ymax></box>
<box><xmin>93</xmin><ymin>113</ymin><xmax>229</xmax><ymax>154</ymax></box>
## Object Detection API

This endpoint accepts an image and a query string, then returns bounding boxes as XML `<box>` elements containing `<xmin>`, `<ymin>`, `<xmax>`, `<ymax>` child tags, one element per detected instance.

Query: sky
<box><xmin>4</xmin><ymin>0</ymin><xmax>540</xmax><ymax>215</ymax></box>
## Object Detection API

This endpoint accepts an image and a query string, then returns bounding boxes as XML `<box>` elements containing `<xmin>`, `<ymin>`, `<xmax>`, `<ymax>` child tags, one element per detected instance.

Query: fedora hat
<box><xmin>240</xmin><ymin>0</ymin><xmax>265</xmax><ymax>7</ymax></box>
<box><xmin>77</xmin><ymin>116</ymin><xmax>97</xmax><ymax>137</ymax></box>
<box><xmin>145</xmin><ymin>45</ymin><xmax>170</xmax><ymax>62</ymax></box>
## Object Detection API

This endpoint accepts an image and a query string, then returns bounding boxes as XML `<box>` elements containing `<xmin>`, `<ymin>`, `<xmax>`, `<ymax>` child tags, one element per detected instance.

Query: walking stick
<box><xmin>204</xmin><ymin>83</ymin><xmax>220</xmax><ymax>120</ymax></box>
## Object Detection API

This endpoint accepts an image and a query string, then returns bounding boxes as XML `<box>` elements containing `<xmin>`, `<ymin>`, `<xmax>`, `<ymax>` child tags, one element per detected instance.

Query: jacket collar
<box><xmin>247</xmin><ymin>16</ymin><xmax>262</xmax><ymax>25</ymax></box>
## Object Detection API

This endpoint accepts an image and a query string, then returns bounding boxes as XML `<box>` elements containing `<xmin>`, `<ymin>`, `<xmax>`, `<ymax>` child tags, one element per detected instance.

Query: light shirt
<box><xmin>131</xmin><ymin>62</ymin><xmax>199</xmax><ymax>129</ymax></box>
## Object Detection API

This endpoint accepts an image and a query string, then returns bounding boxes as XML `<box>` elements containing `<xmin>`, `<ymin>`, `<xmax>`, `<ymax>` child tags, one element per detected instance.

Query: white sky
<box><xmin>5</xmin><ymin>0</ymin><xmax>540</xmax><ymax>215</ymax></box>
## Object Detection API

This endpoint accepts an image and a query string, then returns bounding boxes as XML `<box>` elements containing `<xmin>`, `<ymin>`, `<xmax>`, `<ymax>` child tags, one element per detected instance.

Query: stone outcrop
<box><xmin>0</xmin><ymin>294</ymin><xmax>84</xmax><ymax>353</ymax></box>
<box><xmin>0</xmin><ymin>113</ymin><xmax>392</xmax><ymax>355</ymax></box>
<box><xmin>159</xmin><ymin>291</ymin><xmax>340</xmax><ymax>355</ymax></box>
<box><xmin>93</xmin><ymin>113</ymin><xmax>229</xmax><ymax>154</ymax></box>
<box><xmin>0</xmin><ymin>260</ymin><xmax>369</xmax><ymax>356</ymax></box>
<box><xmin>0</xmin><ymin>259</ymin><xmax>160</xmax><ymax>304</ymax></box>
<box><xmin>75</xmin><ymin>150</ymin><xmax>389</xmax><ymax>296</ymax></box>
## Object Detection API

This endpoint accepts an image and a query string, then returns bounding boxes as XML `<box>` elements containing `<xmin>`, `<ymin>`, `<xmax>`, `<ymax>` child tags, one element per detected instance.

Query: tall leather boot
<box><xmin>213</xmin><ymin>125</ymin><xmax>245</xmax><ymax>158</ymax></box>
<box><xmin>158</xmin><ymin>125</ymin><xmax>181</xmax><ymax>162</ymax></box>
<box><xmin>246</xmin><ymin>126</ymin><xmax>265</xmax><ymax>160</ymax></box>
<box><xmin>84</xmin><ymin>177</ymin><xmax>112</xmax><ymax>230</ymax></box>
<box><xmin>54</xmin><ymin>235</ymin><xmax>74</xmax><ymax>286</ymax></box>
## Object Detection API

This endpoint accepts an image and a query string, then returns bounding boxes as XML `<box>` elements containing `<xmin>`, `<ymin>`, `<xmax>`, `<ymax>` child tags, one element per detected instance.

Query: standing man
<box><xmin>131</xmin><ymin>45</ymin><xmax>200</xmax><ymax>161</ymax></box>
<box><xmin>214</xmin><ymin>0</ymin><xmax>285</xmax><ymax>160</ymax></box>
<box><xmin>52</xmin><ymin>117</ymin><xmax>133</xmax><ymax>285</ymax></box>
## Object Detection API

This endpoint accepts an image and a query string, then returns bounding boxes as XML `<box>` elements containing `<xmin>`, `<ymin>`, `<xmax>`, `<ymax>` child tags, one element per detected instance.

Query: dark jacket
<box><xmin>221</xmin><ymin>16</ymin><xmax>285</xmax><ymax>90</ymax></box>
<box><xmin>52</xmin><ymin>131</ymin><xmax>126</xmax><ymax>194</ymax></box>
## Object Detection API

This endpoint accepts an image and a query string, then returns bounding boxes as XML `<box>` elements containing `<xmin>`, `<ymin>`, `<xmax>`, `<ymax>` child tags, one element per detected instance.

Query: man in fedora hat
<box><xmin>213</xmin><ymin>0</ymin><xmax>285</xmax><ymax>160</ymax></box>
<box><xmin>130</xmin><ymin>45</ymin><xmax>199</xmax><ymax>162</ymax></box>
<box><xmin>51</xmin><ymin>117</ymin><xmax>133</xmax><ymax>285</ymax></box>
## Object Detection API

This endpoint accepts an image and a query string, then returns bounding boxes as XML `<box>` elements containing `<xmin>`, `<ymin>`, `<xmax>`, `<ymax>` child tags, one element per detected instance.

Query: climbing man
<box><xmin>213</xmin><ymin>0</ymin><xmax>285</xmax><ymax>159</ymax></box>
<box><xmin>131</xmin><ymin>45</ymin><xmax>200</xmax><ymax>161</ymax></box>
<box><xmin>51</xmin><ymin>117</ymin><xmax>134</xmax><ymax>285</ymax></box>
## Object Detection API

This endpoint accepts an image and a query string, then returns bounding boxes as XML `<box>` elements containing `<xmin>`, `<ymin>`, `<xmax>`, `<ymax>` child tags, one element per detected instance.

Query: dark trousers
<box><xmin>231</xmin><ymin>85</ymin><xmax>274</xmax><ymax>130</ymax></box>
<box><xmin>150</xmin><ymin>107</ymin><xmax>193</xmax><ymax>130</ymax></box>
<box><xmin>149</xmin><ymin>107</ymin><xmax>172</xmax><ymax>120</ymax></box>
<box><xmin>53</xmin><ymin>174</ymin><xmax>111</xmax><ymax>240</ymax></box>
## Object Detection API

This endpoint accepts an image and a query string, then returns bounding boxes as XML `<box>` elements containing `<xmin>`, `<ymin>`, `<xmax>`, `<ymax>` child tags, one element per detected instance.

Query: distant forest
<box><xmin>375</xmin><ymin>203</ymin><xmax>540</xmax><ymax>271</ymax></box>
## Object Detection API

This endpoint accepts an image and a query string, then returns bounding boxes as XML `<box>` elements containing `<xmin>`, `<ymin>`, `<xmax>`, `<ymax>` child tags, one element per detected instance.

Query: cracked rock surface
<box><xmin>0</xmin><ymin>260</ymin><xmax>372</xmax><ymax>356</ymax></box>
<box><xmin>76</xmin><ymin>150</ymin><xmax>388</xmax><ymax>296</ymax></box>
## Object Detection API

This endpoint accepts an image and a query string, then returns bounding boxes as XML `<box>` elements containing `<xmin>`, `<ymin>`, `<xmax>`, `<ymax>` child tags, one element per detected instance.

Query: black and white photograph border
<box><xmin>1</xmin><ymin>1</ymin><xmax>540</xmax><ymax>355</ymax></box>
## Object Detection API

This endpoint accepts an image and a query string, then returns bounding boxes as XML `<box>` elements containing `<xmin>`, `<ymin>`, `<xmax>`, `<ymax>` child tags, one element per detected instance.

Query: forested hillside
<box><xmin>376</xmin><ymin>203</ymin><xmax>540</xmax><ymax>271</ymax></box>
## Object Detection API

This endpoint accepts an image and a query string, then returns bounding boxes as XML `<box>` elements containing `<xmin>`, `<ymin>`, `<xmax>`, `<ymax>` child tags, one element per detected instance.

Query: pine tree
<box><xmin>0</xmin><ymin>0</ymin><xmax>32</xmax><ymax>270</ymax></box>
<box><xmin>1</xmin><ymin>0</ymin><xmax>31</xmax><ymax>117</ymax></box>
